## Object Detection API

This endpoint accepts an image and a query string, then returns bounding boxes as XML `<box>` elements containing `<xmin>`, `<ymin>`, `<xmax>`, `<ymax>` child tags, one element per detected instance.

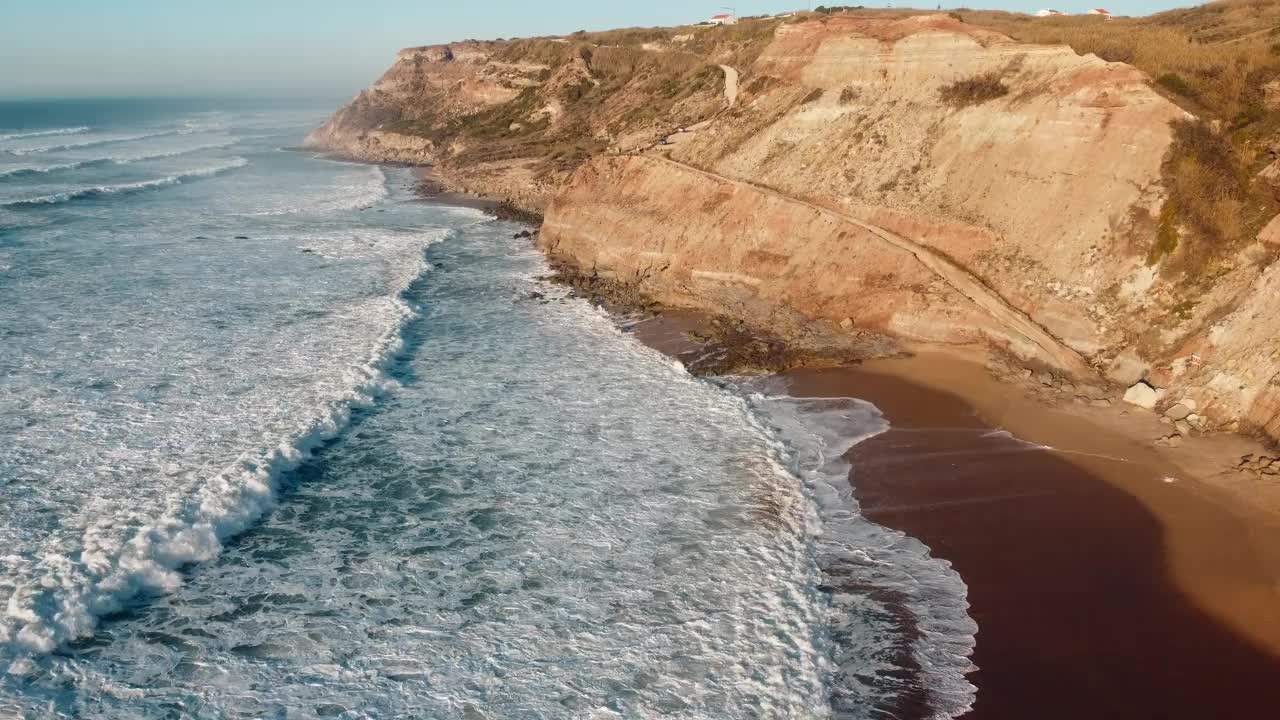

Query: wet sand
<box><xmin>629</xmin><ymin>312</ymin><xmax>1280</xmax><ymax>718</ymax></box>
<box><xmin>790</xmin><ymin>357</ymin><xmax>1280</xmax><ymax>719</ymax></box>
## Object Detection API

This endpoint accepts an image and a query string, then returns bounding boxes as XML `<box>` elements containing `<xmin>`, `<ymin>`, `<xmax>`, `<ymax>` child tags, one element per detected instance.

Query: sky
<box><xmin>0</xmin><ymin>1</ymin><xmax>1202</xmax><ymax>99</ymax></box>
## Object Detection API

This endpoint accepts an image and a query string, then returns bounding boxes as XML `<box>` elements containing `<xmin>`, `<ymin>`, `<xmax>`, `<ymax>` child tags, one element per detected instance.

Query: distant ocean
<box><xmin>0</xmin><ymin>98</ymin><xmax>974</xmax><ymax>718</ymax></box>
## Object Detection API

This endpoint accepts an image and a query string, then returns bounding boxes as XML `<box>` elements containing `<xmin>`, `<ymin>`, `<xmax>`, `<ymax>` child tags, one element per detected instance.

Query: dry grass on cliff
<box><xmin>959</xmin><ymin>1</ymin><xmax>1280</xmax><ymax>278</ymax></box>
<box><xmin>961</xmin><ymin>5</ymin><xmax>1280</xmax><ymax>121</ymax></box>
<box><xmin>938</xmin><ymin>72</ymin><xmax>1010</xmax><ymax>107</ymax></box>
<box><xmin>450</xmin><ymin>40</ymin><xmax>724</xmax><ymax>179</ymax></box>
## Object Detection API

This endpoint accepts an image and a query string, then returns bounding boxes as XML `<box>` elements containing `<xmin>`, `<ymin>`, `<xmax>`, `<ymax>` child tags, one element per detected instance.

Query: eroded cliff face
<box><xmin>670</xmin><ymin>16</ymin><xmax>1186</xmax><ymax>362</ymax></box>
<box><xmin>312</xmin><ymin>14</ymin><xmax>1280</xmax><ymax>439</ymax></box>
<box><xmin>542</xmin><ymin>154</ymin><xmax>1092</xmax><ymax>375</ymax></box>
<box><xmin>307</xmin><ymin>39</ymin><xmax>726</xmax><ymax>209</ymax></box>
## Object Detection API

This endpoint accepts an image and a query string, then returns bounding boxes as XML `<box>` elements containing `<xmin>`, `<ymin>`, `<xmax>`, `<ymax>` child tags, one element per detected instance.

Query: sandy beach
<box><xmin>632</xmin><ymin>311</ymin><xmax>1280</xmax><ymax>718</ymax></box>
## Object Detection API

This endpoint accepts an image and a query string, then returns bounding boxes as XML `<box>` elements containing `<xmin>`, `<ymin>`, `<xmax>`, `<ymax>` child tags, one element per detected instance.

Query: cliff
<box><xmin>309</xmin><ymin>8</ymin><xmax>1280</xmax><ymax>441</ymax></box>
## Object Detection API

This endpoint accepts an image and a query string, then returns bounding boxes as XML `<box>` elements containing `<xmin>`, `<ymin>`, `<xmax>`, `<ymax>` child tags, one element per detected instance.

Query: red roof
<box><xmin>1091</xmin><ymin>8</ymin><xmax>1111</xmax><ymax>13</ymax></box>
<box><xmin>711</xmin><ymin>14</ymin><xmax>731</xmax><ymax>18</ymax></box>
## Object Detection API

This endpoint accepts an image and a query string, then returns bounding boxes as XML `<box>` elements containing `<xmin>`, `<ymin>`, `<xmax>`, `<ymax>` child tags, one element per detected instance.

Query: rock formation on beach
<box><xmin>308</xmin><ymin>3</ymin><xmax>1280</xmax><ymax>442</ymax></box>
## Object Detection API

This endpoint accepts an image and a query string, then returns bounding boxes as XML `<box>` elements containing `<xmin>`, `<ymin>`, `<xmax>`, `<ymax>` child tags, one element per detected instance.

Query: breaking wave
<box><xmin>0</xmin><ymin>126</ymin><xmax>91</xmax><ymax>142</ymax></box>
<box><xmin>5</xmin><ymin>130</ymin><xmax>182</xmax><ymax>156</ymax></box>
<box><xmin>0</xmin><ymin>225</ymin><xmax>456</xmax><ymax>659</ymax></box>
<box><xmin>2</xmin><ymin>158</ymin><xmax>250</xmax><ymax>208</ymax></box>
<box><xmin>0</xmin><ymin>141</ymin><xmax>239</xmax><ymax>179</ymax></box>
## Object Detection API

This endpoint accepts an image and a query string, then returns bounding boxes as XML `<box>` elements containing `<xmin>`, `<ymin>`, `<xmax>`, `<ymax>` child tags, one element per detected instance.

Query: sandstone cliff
<box><xmin>309</xmin><ymin>11</ymin><xmax>1280</xmax><ymax>441</ymax></box>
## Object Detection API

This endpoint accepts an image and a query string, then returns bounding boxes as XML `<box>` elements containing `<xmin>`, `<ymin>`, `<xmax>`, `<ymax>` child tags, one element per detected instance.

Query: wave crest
<box><xmin>2</xmin><ymin>158</ymin><xmax>250</xmax><ymax>208</ymax></box>
<box><xmin>6</xmin><ymin>130</ymin><xmax>182</xmax><ymax>156</ymax></box>
<box><xmin>0</xmin><ymin>141</ymin><xmax>240</xmax><ymax>179</ymax></box>
<box><xmin>0</xmin><ymin>126</ymin><xmax>90</xmax><ymax>142</ymax></box>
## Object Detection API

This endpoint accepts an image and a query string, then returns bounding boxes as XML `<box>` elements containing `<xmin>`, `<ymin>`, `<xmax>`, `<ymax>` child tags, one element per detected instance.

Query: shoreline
<box><xmin>410</xmin><ymin>164</ymin><xmax>1280</xmax><ymax>717</ymax></box>
<box><xmin>629</xmin><ymin>312</ymin><xmax>1280</xmax><ymax>718</ymax></box>
<box><xmin>410</xmin><ymin>166</ymin><xmax>544</xmax><ymax>224</ymax></box>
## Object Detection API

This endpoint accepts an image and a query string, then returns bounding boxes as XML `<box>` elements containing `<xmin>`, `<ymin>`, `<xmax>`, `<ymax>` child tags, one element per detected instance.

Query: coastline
<box><xmin>629</xmin><ymin>312</ymin><xmax>1280</xmax><ymax>718</ymax></box>
<box><xmin>412</xmin><ymin>166</ymin><xmax>1280</xmax><ymax>717</ymax></box>
<box><xmin>411</xmin><ymin>166</ymin><xmax>545</xmax><ymax>224</ymax></box>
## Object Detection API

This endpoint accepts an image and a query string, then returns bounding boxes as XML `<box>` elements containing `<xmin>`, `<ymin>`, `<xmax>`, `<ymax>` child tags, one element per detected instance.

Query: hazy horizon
<box><xmin>2</xmin><ymin>0</ymin><xmax>1202</xmax><ymax>99</ymax></box>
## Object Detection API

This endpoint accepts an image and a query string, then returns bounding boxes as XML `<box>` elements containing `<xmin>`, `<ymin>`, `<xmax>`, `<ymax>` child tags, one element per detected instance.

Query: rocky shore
<box><xmin>542</xmin><ymin>247</ymin><xmax>897</xmax><ymax>376</ymax></box>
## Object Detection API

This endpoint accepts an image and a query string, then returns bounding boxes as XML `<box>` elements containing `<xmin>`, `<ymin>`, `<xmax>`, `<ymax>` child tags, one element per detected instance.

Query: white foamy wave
<box><xmin>7</xmin><ymin>130</ymin><xmax>181</xmax><ymax>156</ymax></box>
<box><xmin>0</xmin><ymin>226</ymin><xmax>453</xmax><ymax>658</ymax></box>
<box><xmin>0</xmin><ymin>126</ymin><xmax>90</xmax><ymax>142</ymax></box>
<box><xmin>727</xmin><ymin>380</ymin><xmax>979</xmax><ymax>719</ymax></box>
<box><xmin>2</xmin><ymin>158</ymin><xmax>249</xmax><ymax>208</ymax></box>
<box><xmin>0</xmin><ymin>140</ymin><xmax>240</xmax><ymax>179</ymax></box>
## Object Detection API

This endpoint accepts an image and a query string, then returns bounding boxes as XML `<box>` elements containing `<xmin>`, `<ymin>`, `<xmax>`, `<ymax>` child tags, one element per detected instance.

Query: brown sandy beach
<box><xmin>633</xmin><ymin>312</ymin><xmax>1280</xmax><ymax>719</ymax></box>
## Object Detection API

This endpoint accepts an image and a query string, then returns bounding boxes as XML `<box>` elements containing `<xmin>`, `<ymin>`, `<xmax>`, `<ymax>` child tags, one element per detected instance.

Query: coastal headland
<box><xmin>311</xmin><ymin>4</ymin><xmax>1280</xmax><ymax>716</ymax></box>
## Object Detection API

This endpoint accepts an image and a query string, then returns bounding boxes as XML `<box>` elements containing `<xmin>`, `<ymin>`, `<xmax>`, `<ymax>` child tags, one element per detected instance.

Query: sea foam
<box><xmin>0</xmin><ymin>221</ymin><xmax>456</xmax><ymax>660</ymax></box>
<box><xmin>725</xmin><ymin>381</ymin><xmax>979</xmax><ymax>718</ymax></box>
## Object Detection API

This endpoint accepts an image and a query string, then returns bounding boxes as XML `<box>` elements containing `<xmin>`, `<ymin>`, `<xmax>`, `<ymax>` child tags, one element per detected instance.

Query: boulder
<box><xmin>1036</xmin><ymin>371</ymin><xmax>1055</xmax><ymax>387</ymax></box>
<box><xmin>1090</xmin><ymin>399</ymin><xmax>1112</xmax><ymax>408</ymax></box>
<box><xmin>840</xmin><ymin>317</ymin><xmax>854</xmax><ymax>331</ymax></box>
<box><xmin>1107</xmin><ymin>350</ymin><xmax>1148</xmax><ymax>386</ymax></box>
<box><xmin>1175</xmin><ymin>419</ymin><xmax>1193</xmax><ymax>436</ymax></box>
<box><xmin>1164</xmin><ymin>404</ymin><xmax>1193</xmax><ymax>421</ymax></box>
<box><xmin>1123</xmin><ymin>381</ymin><xmax>1163</xmax><ymax>410</ymax></box>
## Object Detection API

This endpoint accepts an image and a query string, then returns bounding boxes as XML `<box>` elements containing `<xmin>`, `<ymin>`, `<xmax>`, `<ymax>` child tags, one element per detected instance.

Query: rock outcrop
<box><xmin>310</xmin><ymin>13</ymin><xmax>1280</xmax><ymax>441</ymax></box>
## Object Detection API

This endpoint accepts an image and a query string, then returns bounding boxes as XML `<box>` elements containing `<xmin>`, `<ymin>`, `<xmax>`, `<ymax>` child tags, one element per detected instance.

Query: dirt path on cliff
<box><xmin>644</xmin><ymin>154</ymin><xmax>1091</xmax><ymax>375</ymax></box>
<box><xmin>718</xmin><ymin>65</ymin><xmax>739</xmax><ymax>107</ymax></box>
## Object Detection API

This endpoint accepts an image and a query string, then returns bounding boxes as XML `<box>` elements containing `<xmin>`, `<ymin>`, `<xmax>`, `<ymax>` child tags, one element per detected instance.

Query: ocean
<box><xmin>0</xmin><ymin>99</ymin><xmax>975</xmax><ymax>719</ymax></box>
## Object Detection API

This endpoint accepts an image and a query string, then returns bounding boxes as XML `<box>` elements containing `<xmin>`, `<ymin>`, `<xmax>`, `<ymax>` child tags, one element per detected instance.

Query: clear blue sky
<box><xmin>0</xmin><ymin>1</ymin><xmax>1200</xmax><ymax>99</ymax></box>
